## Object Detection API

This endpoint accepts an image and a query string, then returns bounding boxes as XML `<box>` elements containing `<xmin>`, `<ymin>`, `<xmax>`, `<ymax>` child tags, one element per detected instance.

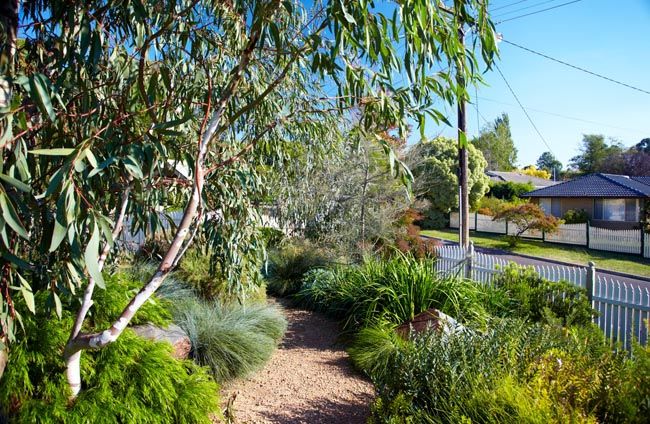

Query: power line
<box><xmin>495</xmin><ymin>0</ymin><xmax>583</xmax><ymax>24</ymax></box>
<box><xmin>476</xmin><ymin>96</ymin><xmax>648</xmax><ymax>134</ymax></box>
<box><xmin>500</xmin><ymin>38</ymin><xmax>650</xmax><ymax>96</ymax></box>
<box><xmin>493</xmin><ymin>0</ymin><xmax>564</xmax><ymax>18</ymax></box>
<box><xmin>493</xmin><ymin>62</ymin><xmax>556</xmax><ymax>156</ymax></box>
<box><xmin>491</xmin><ymin>0</ymin><xmax>533</xmax><ymax>12</ymax></box>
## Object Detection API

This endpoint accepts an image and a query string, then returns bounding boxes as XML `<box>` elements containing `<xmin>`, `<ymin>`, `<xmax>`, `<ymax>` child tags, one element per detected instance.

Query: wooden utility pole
<box><xmin>457</xmin><ymin>25</ymin><xmax>470</xmax><ymax>249</ymax></box>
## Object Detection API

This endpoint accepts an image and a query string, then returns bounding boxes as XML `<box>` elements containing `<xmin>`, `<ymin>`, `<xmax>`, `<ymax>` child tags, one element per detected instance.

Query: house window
<box><xmin>593</xmin><ymin>199</ymin><xmax>638</xmax><ymax>222</ymax></box>
<box><xmin>539</xmin><ymin>198</ymin><xmax>561</xmax><ymax>217</ymax></box>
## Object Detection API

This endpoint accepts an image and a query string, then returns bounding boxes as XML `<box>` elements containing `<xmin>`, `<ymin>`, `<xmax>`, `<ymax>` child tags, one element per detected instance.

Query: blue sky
<box><xmin>424</xmin><ymin>0</ymin><xmax>650</xmax><ymax>168</ymax></box>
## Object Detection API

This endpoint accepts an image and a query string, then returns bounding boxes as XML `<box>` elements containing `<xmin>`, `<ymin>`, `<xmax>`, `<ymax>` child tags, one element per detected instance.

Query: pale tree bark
<box><xmin>64</xmin><ymin>186</ymin><xmax>131</xmax><ymax>395</ymax></box>
<box><xmin>0</xmin><ymin>335</ymin><xmax>7</xmax><ymax>379</ymax></box>
<box><xmin>0</xmin><ymin>0</ymin><xmax>18</xmax><ymax>110</ymax></box>
<box><xmin>63</xmin><ymin>24</ymin><xmax>263</xmax><ymax>398</ymax></box>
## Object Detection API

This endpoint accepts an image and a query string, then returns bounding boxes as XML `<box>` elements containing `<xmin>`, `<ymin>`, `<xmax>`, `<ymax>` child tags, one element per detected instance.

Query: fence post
<box><xmin>474</xmin><ymin>211</ymin><xmax>478</xmax><ymax>231</ymax></box>
<box><xmin>586</xmin><ymin>261</ymin><xmax>595</xmax><ymax>303</ymax></box>
<box><xmin>641</xmin><ymin>227</ymin><xmax>645</xmax><ymax>256</ymax></box>
<box><xmin>505</xmin><ymin>219</ymin><xmax>508</xmax><ymax>236</ymax></box>
<box><xmin>586</xmin><ymin>221</ymin><xmax>590</xmax><ymax>248</ymax></box>
<box><xmin>542</xmin><ymin>230</ymin><xmax>545</xmax><ymax>242</ymax></box>
<box><xmin>465</xmin><ymin>241</ymin><xmax>474</xmax><ymax>280</ymax></box>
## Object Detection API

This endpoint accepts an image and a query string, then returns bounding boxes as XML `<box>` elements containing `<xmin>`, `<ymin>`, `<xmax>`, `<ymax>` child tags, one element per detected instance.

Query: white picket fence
<box><xmin>450</xmin><ymin>211</ymin><xmax>650</xmax><ymax>258</ymax></box>
<box><xmin>545</xmin><ymin>223</ymin><xmax>587</xmax><ymax>245</ymax></box>
<box><xmin>589</xmin><ymin>227</ymin><xmax>641</xmax><ymax>255</ymax></box>
<box><xmin>435</xmin><ymin>244</ymin><xmax>649</xmax><ymax>348</ymax></box>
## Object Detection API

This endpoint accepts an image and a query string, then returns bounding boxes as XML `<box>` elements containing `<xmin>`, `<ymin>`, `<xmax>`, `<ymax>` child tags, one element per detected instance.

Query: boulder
<box><xmin>132</xmin><ymin>323</ymin><xmax>191</xmax><ymax>359</ymax></box>
<box><xmin>396</xmin><ymin>308</ymin><xmax>464</xmax><ymax>338</ymax></box>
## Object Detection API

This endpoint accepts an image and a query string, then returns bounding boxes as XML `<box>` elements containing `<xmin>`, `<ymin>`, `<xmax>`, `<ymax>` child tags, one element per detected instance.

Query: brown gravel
<box><xmin>220</xmin><ymin>299</ymin><xmax>374</xmax><ymax>424</ymax></box>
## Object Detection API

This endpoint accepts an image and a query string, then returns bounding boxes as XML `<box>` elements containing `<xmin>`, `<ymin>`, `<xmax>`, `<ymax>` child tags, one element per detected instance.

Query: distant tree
<box><xmin>600</xmin><ymin>150</ymin><xmax>650</xmax><ymax>176</ymax></box>
<box><xmin>472</xmin><ymin>113</ymin><xmax>518</xmax><ymax>171</ymax></box>
<box><xmin>494</xmin><ymin>203</ymin><xmax>560</xmax><ymax>247</ymax></box>
<box><xmin>535</xmin><ymin>152</ymin><xmax>563</xmax><ymax>179</ymax></box>
<box><xmin>635</xmin><ymin>138</ymin><xmax>650</xmax><ymax>153</ymax></box>
<box><xmin>407</xmin><ymin>137</ymin><xmax>490</xmax><ymax>228</ymax></box>
<box><xmin>520</xmin><ymin>165</ymin><xmax>551</xmax><ymax>180</ymax></box>
<box><xmin>569</xmin><ymin>134</ymin><xmax>624</xmax><ymax>174</ymax></box>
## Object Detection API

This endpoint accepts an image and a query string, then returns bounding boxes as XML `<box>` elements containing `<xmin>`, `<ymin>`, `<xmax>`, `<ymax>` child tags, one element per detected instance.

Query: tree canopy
<box><xmin>569</xmin><ymin>134</ymin><xmax>624</xmax><ymax>174</ymax></box>
<box><xmin>407</xmin><ymin>136</ymin><xmax>489</xmax><ymax>228</ymax></box>
<box><xmin>472</xmin><ymin>113</ymin><xmax>517</xmax><ymax>171</ymax></box>
<box><xmin>0</xmin><ymin>0</ymin><xmax>498</xmax><ymax>394</ymax></box>
<box><xmin>535</xmin><ymin>152</ymin><xmax>562</xmax><ymax>179</ymax></box>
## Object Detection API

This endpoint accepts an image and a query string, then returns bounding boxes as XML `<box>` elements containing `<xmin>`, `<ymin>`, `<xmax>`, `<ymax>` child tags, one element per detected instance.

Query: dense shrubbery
<box><xmin>0</xmin><ymin>282</ymin><xmax>220</xmax><ymax>423</ymax></box>
<box><xmin>295</xmin><ymin>255</ymin><xmax>489</xmax><ymax>330</ymax></box>
<box><xmin>291</xmin><ymin>255</ymin><xmax>648</xmax><ymax>424</ymax></box>
<box><xmin>476</xmin><ymin>196</ymin><xmax>525</xmax><ymax>217</ymax></box>
<box><xmin>487</xmin><ymin>264</ymin><xmax>595</xmax><ymax>326</ymax></box>
<box><xmin>489</xmin><ymin>181</ymin><xmax>535</xmax><ymax>200</ymax></box>
<box><xmin>365</xmin><ymin>322</ymin><xmax>650</xmax><ymax>424</ymax></box>
<box><xmin>264</xmin><ymin>239</ymin><xmax>333</xmax><ymax>296</ymax></box>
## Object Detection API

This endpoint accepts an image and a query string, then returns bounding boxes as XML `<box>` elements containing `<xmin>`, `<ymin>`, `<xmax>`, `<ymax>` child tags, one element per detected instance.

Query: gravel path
<box><xmin>220</xmin><ymin>299</ymin><xmax>374</xmax><ymax>424</ymax></box>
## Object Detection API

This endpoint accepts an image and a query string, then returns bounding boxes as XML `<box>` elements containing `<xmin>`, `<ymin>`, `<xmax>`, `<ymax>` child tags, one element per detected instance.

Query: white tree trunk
<box><xmin>63</xmin><ymin>27</ymin><xmax>262</xmax><ymax>398</ymax></box>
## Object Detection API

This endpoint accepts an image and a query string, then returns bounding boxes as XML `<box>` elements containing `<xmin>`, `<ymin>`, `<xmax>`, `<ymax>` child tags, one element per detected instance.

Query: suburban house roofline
<box><xmin>524</xmin><ymin>173</ymin><xmax>650</xmax><ymax>199</ymax></box>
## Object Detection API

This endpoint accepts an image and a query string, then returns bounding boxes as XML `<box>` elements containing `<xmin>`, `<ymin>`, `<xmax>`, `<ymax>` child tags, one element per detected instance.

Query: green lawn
<box><xmin>422</xmin><ymin>228</ymin><xmax>650</xmax><ymax>278</ymax></box>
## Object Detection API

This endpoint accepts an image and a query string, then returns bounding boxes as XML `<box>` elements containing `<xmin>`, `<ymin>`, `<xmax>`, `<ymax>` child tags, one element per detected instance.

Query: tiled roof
<box><xmin>485</xmin><ymin>170</ymin><xmax>558</xmax><ymax>188</ymax></box>
<box><xmin>524</xmin><ymin>173</ymin><xmax>650</xmax><ymax>198</ymax></box>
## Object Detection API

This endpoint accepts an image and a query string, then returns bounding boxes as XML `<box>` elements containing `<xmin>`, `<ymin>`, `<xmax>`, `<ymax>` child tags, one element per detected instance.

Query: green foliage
<box><xmin>489</xmin><ymin>181</ymin><xmax>534</xmax><ymax>201</ymax></box>
<box><xmin>408</xmin><ymin>137</ymin><xmax>490</xmax><ymax>229</ymax></box>
<box><xmin>87</xmin><ymin>272</ymin><xmax>173</xmax><ymax>328</ymax></box>
<box><xmin>1</xmin><ymin>290</ymin><xmax>219</xmax><ymax>423</ymax></box>
<box><xmin>570</xmin><ymin>134</ymin><xmax>625</xmax><ymax>174</ymax></box>
<box><xmin>271</xmin><ymin>134</ymin><xmax>411</xmax><ymax>255</ymax></box>
<box><xmin>486</xmin><ymin>264</ymin><xmax>595</xmax><ymax>326</ymax></box>
<box><xmin>536</xmin><ymin>151</ymin><xmax>563</xmax><ymax>178</ymax></box>
<box><xmin>476</xmin><ymin>196</ymin><xmax>519</xmax><ymax>216</ymax></box>
<box><xmin>171</xmin><ymin>298</ymin><xmax>286</xmax><ymax>383</ymax></box>
<box><xmin>563</xmin><ymin>209</ymin><xmax>589</xmax><ymax>224</ymax></box>
<box><xmin>348</xmin><ymin>325</ymin><xmax>407</xmax><ymax>379</ymax></box>
<box><xmin>260</xmin><ymin>227</ymin><xmax>285</xmax><ymax>249</ymax></box>
<box><xmin>175</xmin><ymin>249</ymin><xmax>229</xmax><ymax>300</ymax></box>
<box><xmin>1</xmin><ymin>0</ymin><xmax>499</xmax><ymax>352</ymax></box>
<box><xmin>364</xmin><ymin>320</ymin><xmax>649</xmax><ymax>424</ymax></box>
<box><xmin>264</xmin><ymin>239</ymin><xmax>332</xmax><ymax>297</ymax></box>
<box><xmin>295</xmin><ymin>255</ymin><xmax>488</xmax><ymax>330</ymax></box>
<box><xmin>472</xmin><ymin>113</ymin><xmax>518</xmax><ymax>171</ymax></box>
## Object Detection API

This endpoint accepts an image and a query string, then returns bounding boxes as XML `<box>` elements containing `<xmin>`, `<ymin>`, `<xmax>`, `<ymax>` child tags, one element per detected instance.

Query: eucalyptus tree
<box><xmin>0</xmin><ymin>0</ymin><xmax>497</xmax><ymax>396</ymax></box>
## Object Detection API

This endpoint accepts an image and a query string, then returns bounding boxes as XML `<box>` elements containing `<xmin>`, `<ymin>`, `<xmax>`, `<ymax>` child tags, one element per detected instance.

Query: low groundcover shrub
<box><xmin>0</xmin><ymin>282</ymin><xmax>220</xmax><ymax>423</ymax></box>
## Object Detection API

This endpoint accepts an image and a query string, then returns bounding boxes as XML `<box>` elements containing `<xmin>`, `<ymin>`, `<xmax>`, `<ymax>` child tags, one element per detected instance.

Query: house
<box><xmin>524</xmin><ymin>173</ymin><xmax>650</xmax><ymax>230</ymax></box>
<box><xmin>486</xmin><ymin>170</ymin><xmax>558</xmax><ymax>189</ymax></box>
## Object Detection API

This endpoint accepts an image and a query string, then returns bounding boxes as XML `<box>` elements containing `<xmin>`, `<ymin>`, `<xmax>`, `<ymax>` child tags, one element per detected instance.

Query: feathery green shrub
<box><xmin>264</xmin><ymin>239</ymin><xmax>332</xmax><ymax>296</ymax></box>
<box><xmin>364</xmin><ymin>319</ymin><xmax>649</xmax><ymax>424</ymax></box>
<box><xmin>487</xmin><ymin>263</ymin><xmax>595</xmax><ymax>326</ymax></box>
<box><xmin>0</xmin><ymin>284</ymin><xmax>220</xmax><ymax>423</ymax></box>
<box><xmin>171</xmin><ymin>298</ymin><xmax>286</xmax><ymax>382</ymax></box>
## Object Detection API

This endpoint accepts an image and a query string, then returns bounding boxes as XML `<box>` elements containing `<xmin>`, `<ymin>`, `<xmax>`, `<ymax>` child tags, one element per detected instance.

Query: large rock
<box><xmin>132</xmin><ymin>323</ymin><xmax>191</xmax><ymax>359</ymax></box>
<box><xmin>396</xmin><ymin>308</ymin><xmax>464</xmax><ymax>338</ymax></box>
